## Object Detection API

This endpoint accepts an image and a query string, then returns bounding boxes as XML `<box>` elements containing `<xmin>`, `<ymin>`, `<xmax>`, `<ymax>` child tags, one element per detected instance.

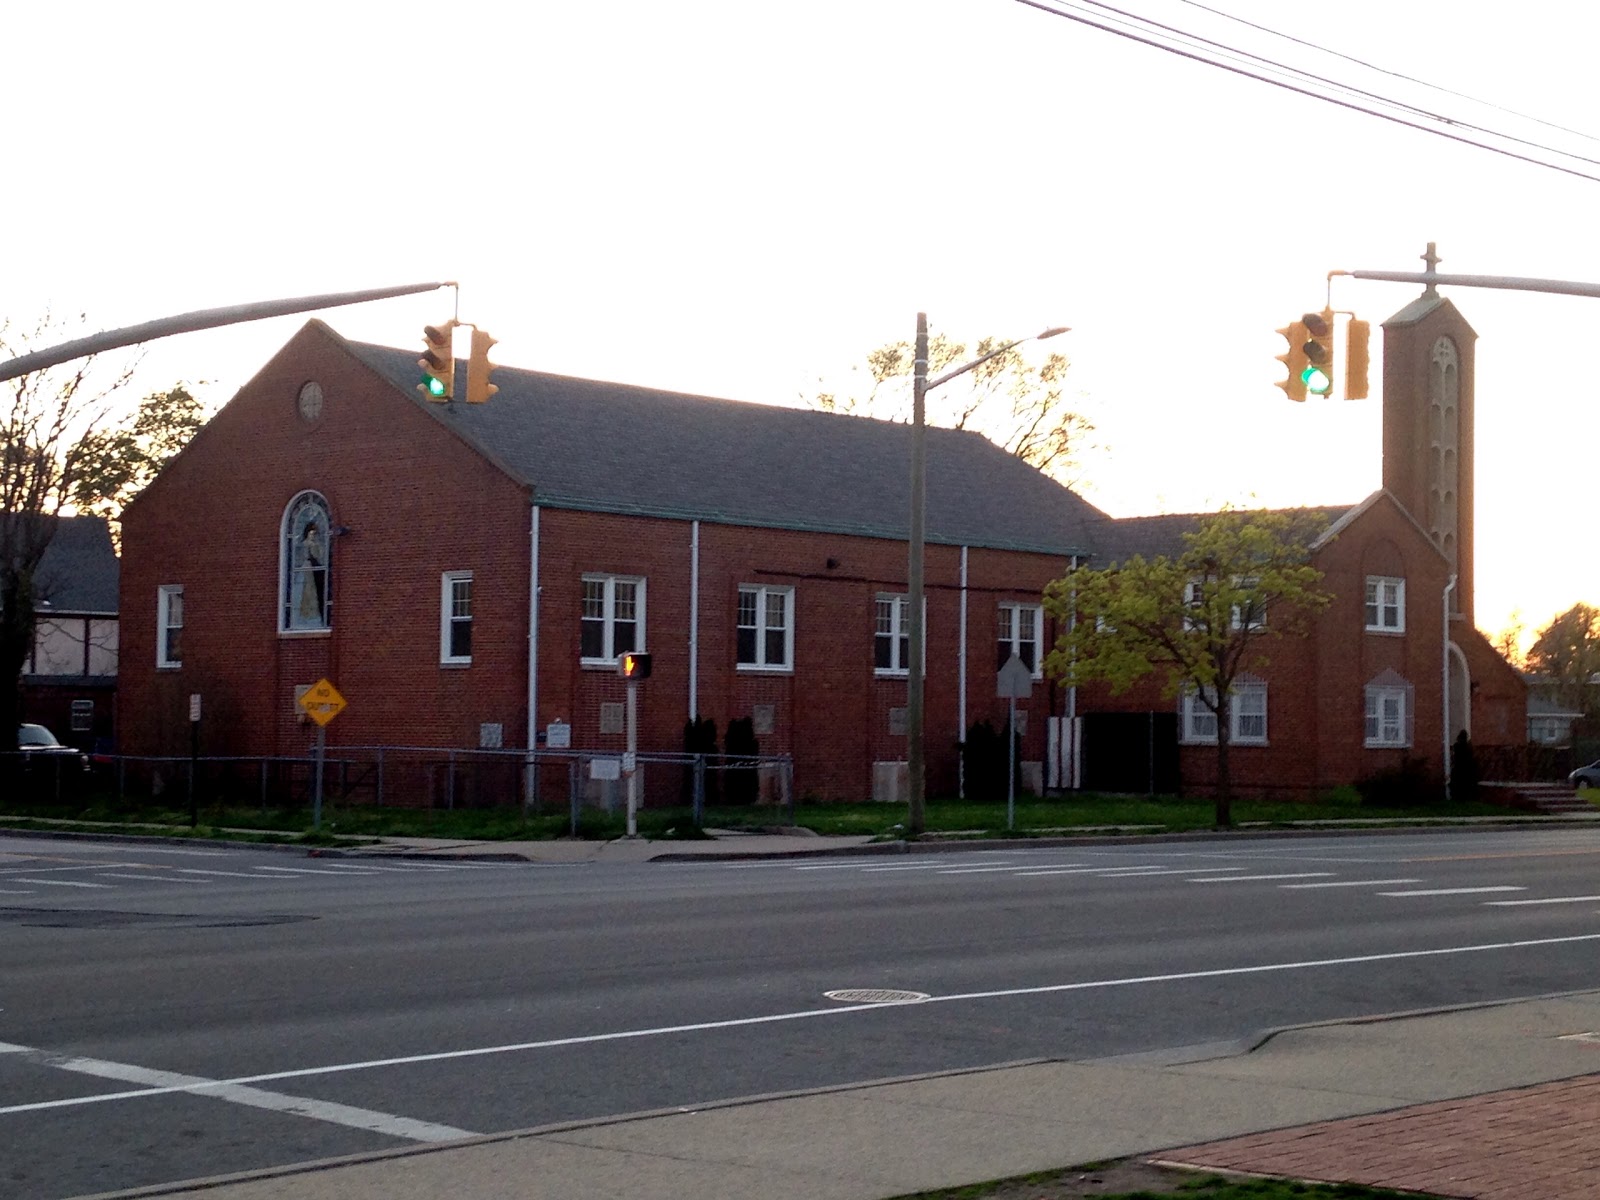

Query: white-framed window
<box><xmin>440</xmin><ymin>571</ymin><xmax>472</xmax><ymax>664</ymax></box>
<box><xmin>1365</xmin><ymin>681</ymin><xmax>1413</xmax><ymax>747</ymax></box>
<box><xmin>156</xmin><ymin>584</ymin><xmax>183</xmax><ymax>669</ymax></box>
<box><xmin>1365</xmin><ymin>576</ymin><xmax>1406</xmax><ymax>633</ymax></box>
<box><xmin>581</xmin><ymin>574</ymin><xmax>645</xmax><ymax>664</ymax></box>
<box><xmin>1184</xmin><ymin>578</ymin><xmax>1265</xmax><ymax>632</ymax></box>
<box><xmin>1181</xmin><ymin>677</ymin><xmax>1268</xmax><ymax>745</ymax></box>
<box><xmin>280</xmin><ymin>491</ymin><xmax>331</xmax><ymax>632</ymax></box>
<box><xmin>737</xmin><ymin>584</ymin><xmax>794</xmax><ymax>671</ymax></box>
<box><xmin>875</xmin><ymin>593</ymin><xmax>911</xmax><ymax>675</ymax></box>
<box><xmin>997</xmin><ymin>602</ymin><xmax>1044</xmax><ymax>676</ymax></box>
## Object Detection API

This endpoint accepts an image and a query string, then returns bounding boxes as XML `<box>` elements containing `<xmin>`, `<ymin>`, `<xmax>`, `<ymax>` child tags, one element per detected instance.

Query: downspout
<box><xmin>1067</xmin><ymin>554</ymin><xmax>1079</xmax><ymax>790</ymax></box>
<box><xmin>525</xmin><ymin>505</ymin><xmax>541</xmax><ymax>805</ymax></box>
<box><xmin>689</xmin><ymin>520</ymin><xmax>700</xmax><ymax>722</ymax></box>
<box><xmin>1442</xmin><ymin>573</ymin><xmax>1456</xmax><ymax>799</ymax></box>
<box><xmin>958</xmin><ymin>545</ymin><xmax>969</xmax><ymax>799</ymax></box>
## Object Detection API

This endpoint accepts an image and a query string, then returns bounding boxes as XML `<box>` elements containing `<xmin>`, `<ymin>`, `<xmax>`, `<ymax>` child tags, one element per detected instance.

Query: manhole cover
<box><xmin>824</xmin><ymin>988</ymin><xmax>930</xmax><ymax>1005</ymax></box>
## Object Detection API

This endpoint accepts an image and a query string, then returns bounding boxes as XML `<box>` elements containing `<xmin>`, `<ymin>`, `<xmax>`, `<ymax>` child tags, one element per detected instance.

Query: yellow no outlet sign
<box><xmin>297</xmin><ymin>678</ymin><xmax>347</xmax><ymax>727</ymax></box>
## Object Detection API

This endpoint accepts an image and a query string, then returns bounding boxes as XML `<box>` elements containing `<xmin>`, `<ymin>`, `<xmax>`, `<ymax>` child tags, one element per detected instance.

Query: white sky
<box><xmin>10</xmin><ymin>1</ymin><xmax>1597</xmax><ymax>649</ymax></box>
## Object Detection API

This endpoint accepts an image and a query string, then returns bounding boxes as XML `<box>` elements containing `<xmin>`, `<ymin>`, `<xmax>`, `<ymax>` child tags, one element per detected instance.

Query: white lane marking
<box><xmin>0</xmin><ymin>1044</ymin><xmax>477</xmax><ymax>1141</ymax></box>
<box><xmin>860</xmin><ymin>863</ymin><xmax>990</xmax><ymax>873</ymax></box>
<box><xmin>1013</xmin><ymin>864</ymin><xmax>1167</xmax><ymax>877</ymax></box>
<box><xmin>254</xmin><ymin>865</ymin><xmax>387</xmax><ymax>876</ymax></box>
<box><xmin>1282</xmin><ymin>879</ymin><xmax>1424</xmax><ymax>889</ymax></box>
<box><xmin>1189</xmin><ymin>873</ymin><xmax>1335</xmax><ymax>883</ymax></box>
<box><xmin>10</xmin><ymin>878</ymin><xmax>111</xmax><ymax>889</ymax></box>
<box><xmin>176</xmin><ymin>869</ymin><xmax>289</xmax><ymax>880</ymax></box>
<box><xmin>1486</xmin><ymin>894</ymin><xmax>1600</xmax><ymax>906</ymax></box>
<box><xmin>0</xmin><ymin>865</ymin><xmax>109</xmax><ymax>877</ymax></box>
<box><xmin>937</xmin><ymin>864</ymin><xmax>1075</xmax><ymax>874</ymax></box>
<box><xmin>1378</xmin><ymin>887</ymin><xmax>1527</xmax><ymax>897</ymax></box>
<box><xmin>97</xmin><ymin>873</ymin><xmax>210</xmax><ymax>885</ymax></box>
<box><xmin>10</xmin><ymin>930</ymin><xmax>1600</xmax><ymax>1120</ymax></box>
<box><xmin>0</xmin><ymin>888</ymin><xmax>37</xmax><ymax>894</ymax></box>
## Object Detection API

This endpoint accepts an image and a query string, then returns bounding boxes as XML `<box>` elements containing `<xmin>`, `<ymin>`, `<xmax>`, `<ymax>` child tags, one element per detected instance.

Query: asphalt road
<box><xmin>5</xmin><ymin>827</ymin><xmax>1600</xmax><ymax>1198</ymax></box>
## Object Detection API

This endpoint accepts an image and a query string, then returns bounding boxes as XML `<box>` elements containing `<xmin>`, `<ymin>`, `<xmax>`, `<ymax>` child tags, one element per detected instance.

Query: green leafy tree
<box><xmin>2</xmin><ymin>312</ymin><xmax>202</xmax><ymax>733</ymax></box>
<box><xmin>808</xmin><ymin>331</ymin><xmax>1096</xmax><ymax>486</ymax></box>
<box><xmin>1042</xmin><ymin>509</ymin><xmax>1332</xmax><ymax>826</ymax></box>
<box><xmin>1526</xmin><ymin>603</ymin><xmax>1600</xmax><ymax>721</ymax></box>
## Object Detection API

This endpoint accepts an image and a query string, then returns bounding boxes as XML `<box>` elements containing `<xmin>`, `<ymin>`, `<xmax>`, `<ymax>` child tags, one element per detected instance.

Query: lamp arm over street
<box><xmin>925</xmin><ymin>326</ymin><xmax>1071</xmax><ymax>391</ymax></box>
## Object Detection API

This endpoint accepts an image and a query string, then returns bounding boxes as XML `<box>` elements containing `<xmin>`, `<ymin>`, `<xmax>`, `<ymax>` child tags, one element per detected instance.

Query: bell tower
<box><xmin>1380</xmin><ymin>244</ymin><xmax>1478</xmax><ymax>625</ymax></box>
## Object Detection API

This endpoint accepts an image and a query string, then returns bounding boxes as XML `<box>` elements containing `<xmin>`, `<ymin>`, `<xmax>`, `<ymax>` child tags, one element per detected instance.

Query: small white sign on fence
<box><xmin>590</xmin><ymin>757</ymin><xmax>621</xmax><ymax>781</ymax></box>
<box><xmin>546</xmin><ymin>722</ymin><xmax>572</xmax><ymax>749</ymax></box>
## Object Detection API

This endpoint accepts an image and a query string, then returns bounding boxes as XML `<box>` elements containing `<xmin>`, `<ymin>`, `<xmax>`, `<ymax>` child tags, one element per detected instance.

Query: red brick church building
<box><xmin>116</xmin><ymin>289</ymin><xmax>1523</xmax><ymax>803</ymax></box>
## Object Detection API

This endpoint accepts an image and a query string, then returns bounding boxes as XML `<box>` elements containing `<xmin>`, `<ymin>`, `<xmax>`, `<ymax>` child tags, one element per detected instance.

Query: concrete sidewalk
<box><xmin>96</xmin><ymin>991</ymin><xmax>1600</xmax><ymax>1199</ymax></box>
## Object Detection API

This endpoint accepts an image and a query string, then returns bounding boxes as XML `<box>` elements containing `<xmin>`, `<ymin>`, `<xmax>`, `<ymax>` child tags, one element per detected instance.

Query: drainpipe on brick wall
<box><xmin>525</xmin><ymin>505</ymin><xmax>541</xmax><ymax>806</ymax></box>
<box><xmin>1442</xmin><ymin>573</ymin><xmax>1456</xmax><ymax>800</ymax></box>
<box><xmin>958</xmin><ymin>546</ymin><xmax>969</xmax><ymax>800</ymax></box>
<box><xmin>689</xmin><ymin>521</ymin><xmax>700</xmax><ymax>722</ymax></box>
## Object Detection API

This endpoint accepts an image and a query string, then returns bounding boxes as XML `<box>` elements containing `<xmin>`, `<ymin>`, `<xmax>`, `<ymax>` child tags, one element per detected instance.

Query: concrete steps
<box><xmin>1484</xmin><ymin>780</ymin><xmax>1597</xmax><ymax>814</ymax></box>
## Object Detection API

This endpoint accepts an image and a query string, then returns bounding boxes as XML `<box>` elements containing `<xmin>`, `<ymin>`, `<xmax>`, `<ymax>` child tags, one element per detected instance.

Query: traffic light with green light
<box><xmin>1300</xmin><ymin>310</ymin><xmax>1335</xmax><ymax>397</ymax></box>
<box><xmin>418</xmin><ymin>321</ymin><xmax>457</xmax><ymax>401</ymax></box>
<box><xmin>466</xmin><ymin>328</ymin><xmax>499</xmax><ymax>404</ymax></box>
<box><xmin>618</xmin><ymin>651</ymin><xmax>653</xmax><ymax>680</ymax></box>
<box><xmin>1275</xmin><ymin>318</ymin><xmax>1310</xmax><ymax>402</ymax></box>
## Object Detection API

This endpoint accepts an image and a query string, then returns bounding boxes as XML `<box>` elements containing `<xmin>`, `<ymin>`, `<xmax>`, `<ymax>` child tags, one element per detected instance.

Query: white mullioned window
<box><xmin>737</xmin><ymin>584</ymin><xmax>794</xmax><ymax>671</ymax></box>
<box><xmin>1184</xmin><ymin>578</ymin><xmax>1266</xmax><ymax>632</ymax></box>
<box><xmin>156</xmin><ymin>585</ymin><xmax>183</xmax><ymax>668</ymax></box>
<box><xmin>874</xmin><ymin>593</ymin><xmax>912</xmax><ymax>675</ymax></box>
<box><xmin>997</xmin><ymin>602</ymin><xmax>1044</xmax><ymax>676</ymax></box>
<box><xmin>1181</xmin><ymin>677</ymin><xmax>1268</xmax><ymax>745</ymax></box>
<box><xmin>1365</xmin><ymin>680</ymin><xmax>1413</xmax><ymax>747</ymax></box>
<box><xmin>440</xmin><ymin>571</ymin><xmax>472</xmax><ymax>664</ymax></box>
<box><xmin>1365</xmin><ymin>576</ymin><xmax>1406</xmax><ymax>633</ymax></box>
<box><xmin>581</xmin><ymin>574</ymin><xmax>645</xmax><ymax>664</ymax></box>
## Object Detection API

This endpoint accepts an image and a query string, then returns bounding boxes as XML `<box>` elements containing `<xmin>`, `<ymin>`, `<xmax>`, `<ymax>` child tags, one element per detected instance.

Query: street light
<box><xmin>907</xmin><ymin>316</ymin><xmax>1071</xmax><ymax>836</ymax></box>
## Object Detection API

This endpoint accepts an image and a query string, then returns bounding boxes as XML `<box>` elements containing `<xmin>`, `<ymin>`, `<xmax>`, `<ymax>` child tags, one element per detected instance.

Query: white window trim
<box><xmin>440</xmin><ymin>571</ymin><xmax>473</xmax><ymax>665</ymax></box>
<box><xmin>874</xmin><ymin>593</ymin><xmax>926</xmax><ymax>678</ymax></box>
<box><xmin>580</xmin><ymin>574</ymin><xmax>647</xmax><ymax>666</ymax></box>
<box><xmin>1365</xmin><ymin>684</ymin><xmax>1412</xmax><ymax>747</ymax></box>
<box><xmin>1365</xmin><ymin>575</ymin><xmax>1407</xmax><ymax>634</ymax></box>
<box><xmin>998</xmin><ymin>601</ymin><xmax>1045</xmax><ymax>679</ymax></box>
<box><xmin>1181</xmin><ymin>680</ymin><xmax>1268</xmax><ymax>746</ymax></box>
<box><xmin>1184</xmin><ymin>578</ymin><xmax>1266</xmax><ymax>632</ymax></box>
<box><xmin>737</xmin><ymin>584</ymin><xmax>795</xmax><ymax>673</ymax></box>
<box><xmin>156</xmin><ymin>584</ymin><xmax>183</xmax><ymax>669</ymax></box>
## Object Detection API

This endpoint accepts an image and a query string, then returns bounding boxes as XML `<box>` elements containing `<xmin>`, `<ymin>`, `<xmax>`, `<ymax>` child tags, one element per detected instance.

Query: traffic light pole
<box><xmin>625</xmin><ymin>680</ymin><xmax>639</xmax><ymax>837</ymax></box>
<box><xmin>0</xmin><ymin>282</ymin><xmax>454</xmax><ymax>383</ymax></box>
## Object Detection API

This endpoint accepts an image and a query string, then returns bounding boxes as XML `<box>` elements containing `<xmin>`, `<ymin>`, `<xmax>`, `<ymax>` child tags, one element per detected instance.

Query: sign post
<box><xmin>188</xmin><ymin>693</ymin><xmax>202</xmax><ymax>828</ymax></box>
<box><xmin>997</xmin><ymin>656</ymin><xmax>1036</xmax><ymax>832</ymax></box>
<box><xmin>296</xmin><ymin>679</ymin><xmax>348</xmax><ymax>831</ymax></box>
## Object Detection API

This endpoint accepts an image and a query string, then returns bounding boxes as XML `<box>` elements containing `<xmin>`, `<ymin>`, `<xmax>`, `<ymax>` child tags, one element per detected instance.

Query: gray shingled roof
<box><xmin>32</xmin><ymin>516</ymin><xmax>119</xmax><ymax>614</ymax></box>
<box><xmin>1090</xmin><ymin>506</ymin><xmax>1354</xmax><ymax>567</ymax></box>
<box><xmin>342</xmin><ymin>331</ymin><xmax>1107</xmax><ymax>557</ymax></box>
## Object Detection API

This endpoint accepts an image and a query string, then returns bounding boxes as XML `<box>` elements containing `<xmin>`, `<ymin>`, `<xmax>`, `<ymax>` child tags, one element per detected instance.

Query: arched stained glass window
<box><xmin>281</xmin><ymin>491</ymin><xmax>332</xmax><ymax>631</ymax></box>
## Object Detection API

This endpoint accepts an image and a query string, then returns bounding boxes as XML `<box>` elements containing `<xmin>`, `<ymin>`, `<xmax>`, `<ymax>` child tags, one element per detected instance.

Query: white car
<box><xmin>1570</xmin><ymin>759</ymin><xmax>1600</xmax><ymax>789</ymax></box>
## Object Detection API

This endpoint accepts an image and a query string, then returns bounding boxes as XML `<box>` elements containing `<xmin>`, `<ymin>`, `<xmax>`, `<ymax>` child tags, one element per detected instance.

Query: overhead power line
<box><xmin>1013</xmin><ymin>0</ymin><xmax>1600</xmax><ymax>186</ymax></box>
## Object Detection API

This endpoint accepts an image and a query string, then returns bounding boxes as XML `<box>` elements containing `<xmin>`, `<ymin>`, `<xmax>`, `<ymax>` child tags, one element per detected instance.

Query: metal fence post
<box><xmin>377</xmin><ymin>747</ymin><xmax>385</xmax><ymax>807</ymax></box>
<box><xmin>569</xmin><ymin>757</ymin><xmax>581</xmax><ymax>836</ymax></box>
<box><xmin>446</xmin><ymin>749</ymin><xmax>456</xmax><ymax>810</ymax></box>
<box><xmin>785</xmin><ymin>757</ymin><xmax>795</xmax><ymax>824</ymax></box>
<box><xmin>693</xmin><ymin>753</ymin><xmax>705</xmax><ymax>827</ymax></box>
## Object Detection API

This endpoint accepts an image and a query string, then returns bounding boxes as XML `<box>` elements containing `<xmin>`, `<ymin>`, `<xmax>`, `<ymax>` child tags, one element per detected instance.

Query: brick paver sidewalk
<box><xmin>1157</xmin><ymin>1072</ymin><xmax>1600</xmax><ymax>1200</ymax></box>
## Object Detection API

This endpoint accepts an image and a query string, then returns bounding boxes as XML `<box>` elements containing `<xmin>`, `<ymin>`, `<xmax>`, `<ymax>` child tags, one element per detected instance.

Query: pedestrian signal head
<box><xmin>618</xmin><ymin>651</ymin><xmax>653</xmax><ymax>680</ymax></box>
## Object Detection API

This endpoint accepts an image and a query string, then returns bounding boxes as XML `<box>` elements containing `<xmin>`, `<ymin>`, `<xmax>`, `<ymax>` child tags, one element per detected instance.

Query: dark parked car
<box><xmin>1571</xmin><ymin>759</ymin><xmax>1600</xmax><ymax>789</ymax></box>
<box><xmin>17</xmin><ymin>723</ymin><xmax>90</xmax><ymax>772</ymax></box>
